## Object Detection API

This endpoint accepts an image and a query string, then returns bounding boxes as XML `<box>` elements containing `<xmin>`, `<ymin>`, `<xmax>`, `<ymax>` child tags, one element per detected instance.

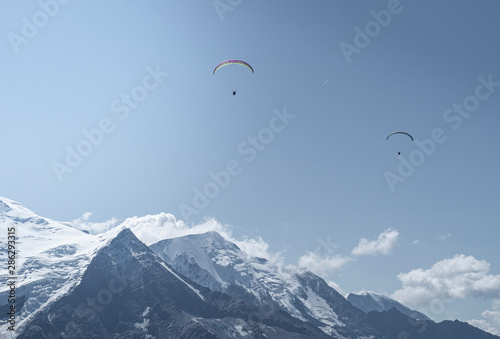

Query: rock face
<box><xmin>347</xmin><ymin>291</ymin><xmax>430</xmax><ymax>320</ymax></box>
<box><xmin>18</xmin><ymin>229</ymin><xmax>331</xmax><ymax>339</ymax></box>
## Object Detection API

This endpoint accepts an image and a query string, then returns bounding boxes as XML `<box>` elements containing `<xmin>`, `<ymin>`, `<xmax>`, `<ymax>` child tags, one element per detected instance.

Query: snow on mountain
<box><xmin>347</xmin><ymin>290</ymin><xmax>431</xmax><ymax>321</ymax></box>
<box><xmin>150</xmin><ymin>231</ymin><xmax>374</xmax><ymax>338</ymax></box>
<box><xmin>19</xmin><ymin>228</ymin><xmax>332</xmax><ymax>339</ymax></box>
<box><xmin>0</xmin><ymin>197</ymin><xmax>123</xmax><ymax>337</ymax></box>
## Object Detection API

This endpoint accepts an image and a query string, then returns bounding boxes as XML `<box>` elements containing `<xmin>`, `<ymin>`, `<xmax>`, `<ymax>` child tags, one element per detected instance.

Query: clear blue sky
<box><xmin>1</xmin><ymin>0</ymin><xmax>500</xmax><ymax>333</ymax></box>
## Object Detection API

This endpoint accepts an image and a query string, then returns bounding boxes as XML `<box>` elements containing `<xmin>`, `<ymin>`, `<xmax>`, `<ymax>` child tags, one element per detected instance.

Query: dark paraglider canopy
<box><xmin>386</xmin><ymin>131</ymin><xmax>414</xmax><ymax>141</ymax></box>
<box><xmin>386</xmin><ymin>131</ymin><xmax>414</xmax><ymax>155</ymax></box>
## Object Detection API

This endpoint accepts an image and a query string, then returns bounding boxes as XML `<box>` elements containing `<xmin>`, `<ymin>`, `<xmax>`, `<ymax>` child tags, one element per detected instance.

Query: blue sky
<box><xmin>2</xmin><ymin>0</ymin><xmax>500</xmax><ymax>334</ymax></box>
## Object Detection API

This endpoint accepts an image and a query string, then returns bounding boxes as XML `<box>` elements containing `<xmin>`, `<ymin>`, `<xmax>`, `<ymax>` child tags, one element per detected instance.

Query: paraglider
<box><xmin>386</xmin><ymin>131</ymin><xmax>414</xmax><ymax>155</ymax></box>
<box><xmin>213</xmin><ymin>60</ymin><xmax>254</xmax><ymax>95</ymax></box>
<box><xmin>386</xmin><ymin>131</ymin><xmax>414</xmax><ymax>141</ymax></box>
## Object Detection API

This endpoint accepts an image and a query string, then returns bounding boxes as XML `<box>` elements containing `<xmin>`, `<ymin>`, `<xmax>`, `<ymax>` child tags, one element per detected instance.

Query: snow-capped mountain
<box><xmin>19</xmin><ymin>228</ymin><xmax>331</xmax><ymax>338</ymax></box>
<box><xmin>2</xmin><ymin>197</ymin><xmax>499</xmax><ymax>338</ymax></box>
<box><xmin>0</xmin><ymin>197</ymin><xmax>121</xmax><ymax>337</ymax></box>
<box><xmin>149</xmin><ymin>231</ymin><xmax>500</xmax><ymax>339</ymax></box>
<box><xmin>150</xmin><ymin>231</ymin><xmax>375</xmax><ymax>338</ymax></box>
<box><xmin>347</xmin><ymin>291</ymin><xmax>430</xmax><ymax>321</ymax></box>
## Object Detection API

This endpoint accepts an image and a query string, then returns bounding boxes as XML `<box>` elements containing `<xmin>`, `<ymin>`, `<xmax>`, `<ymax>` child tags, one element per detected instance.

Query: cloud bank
<box><xmin>120</xmin><ymin>213</ymin><xmax>278</xmax><ymax>263</ymax></box>
<box><xmin>390</xmin><ymin>254</ymin><xmax>500</xmax><ymax>335</ymax></box>
<box><xmin>393</xmin><ymin>254</ymin><xmax>500</xmax><ymax>306</ymax></box>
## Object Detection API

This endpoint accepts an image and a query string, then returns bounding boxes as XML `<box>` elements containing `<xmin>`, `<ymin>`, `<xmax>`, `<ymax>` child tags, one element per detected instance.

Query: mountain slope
<box><xmin>150</xmin><ymin>231</ymin><xmax>376</xmax><ymax>338</ymax></box>
<box><xmin>347</xmin><ymin>291</ymin><xmax>430</xmax><ymax>321</ymax></box>
<box><xmin>19</xmin><ymin>228</ymin><xmax>332</xmax><ymax>339</ymax></box>
<box><xmin>0</xmin><ymin>197</ymin><xmax>116</xmax><ymax>336</ymax></box>
<box><xmin>365</xmin><ymin>307</ymin><xmax>499</xmax><ymax>339</ymax></box>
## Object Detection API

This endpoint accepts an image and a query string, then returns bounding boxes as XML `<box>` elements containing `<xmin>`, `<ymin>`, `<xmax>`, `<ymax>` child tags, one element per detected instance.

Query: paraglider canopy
<box><xmin>213</xmin><ymin>60</ymin><xmax>254</xmax><ymax>74</ymax></box>
<box><xmin>386</xmin><ymin>131</ymin><xmax>414</xmax><ymax>155</ymax></box>
<box><xmin>386</xmin><ymin>131</ymin><xmax>414</xmax><ymax>141</ymax></box>
<box><xmin>213</xmin><ymin>60</ymin><xmax>254</xmax><ymax>95</ymax></box>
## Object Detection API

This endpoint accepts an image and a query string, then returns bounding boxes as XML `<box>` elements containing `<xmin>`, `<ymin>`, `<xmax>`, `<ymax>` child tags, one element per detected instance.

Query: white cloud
<box><xmin>468</xmin><ymin>299</ymin><xmax>500</xmax><ymax>336</ymax></box>
<box><xmin>296</xmin><ymin>229</ymin><xmax>403</xmax><ymax>279</ymax></box>
<box><xmin>351</xmin><ymin>228</ymin><xmax>399</xmax><ymax>256</ymax></box>
<box><xmin>235</xmin><ymin>236</ymin><xmax>274</xmax><ymax>259</ymax></box>
<box><xmin>120</xmin><ymin>213</ymin><xmax>280</xmax><ymax>263</ymax></box>
<box><xmin>71</xmin><ymin>212</ymin><xmax>119</xmax><ymax>234</ymax></box>
<box><xmin>120</xmin><ymin>213</ymin><xmax>213</xmax><ymax>246</ymax></box>
<box><xmin>297</xmin><ymin>251</ymin><xmax>352</xmax><ymax>277</ymax></box>
<box><xmin>392</xmin><ymin>254</ymin><xmax>500</xmax><ymax>307</ymax></box>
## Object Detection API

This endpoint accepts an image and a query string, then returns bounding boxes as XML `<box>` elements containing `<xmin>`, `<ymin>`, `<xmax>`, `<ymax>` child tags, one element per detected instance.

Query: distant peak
<box><xmin>102</xmin><ymin>227</ymin><xmax>150</xmax><ymax>254</ymax></box>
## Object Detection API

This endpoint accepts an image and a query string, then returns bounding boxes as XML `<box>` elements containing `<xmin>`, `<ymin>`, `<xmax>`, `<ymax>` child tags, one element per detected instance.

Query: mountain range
<box><xmin>1</xmin><ymin>197</ymin><xmax>498</xmax><ymax>338</ymax></box>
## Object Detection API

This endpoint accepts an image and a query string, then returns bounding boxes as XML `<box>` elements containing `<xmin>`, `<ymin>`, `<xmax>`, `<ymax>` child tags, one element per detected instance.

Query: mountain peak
<box><xmin>0</xmin><ymin>197</ymin><xmax>46</xmax><ymax>225</ymax></box>
<box><xmin>347</xmin><ymin>291</ymin><xmax>431</xmax><ymax>321</ymax></box>
<box><xmin>114</xmin><ymin>226</ymin><xmax>136</xmax><ymax>240</ymax></box>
